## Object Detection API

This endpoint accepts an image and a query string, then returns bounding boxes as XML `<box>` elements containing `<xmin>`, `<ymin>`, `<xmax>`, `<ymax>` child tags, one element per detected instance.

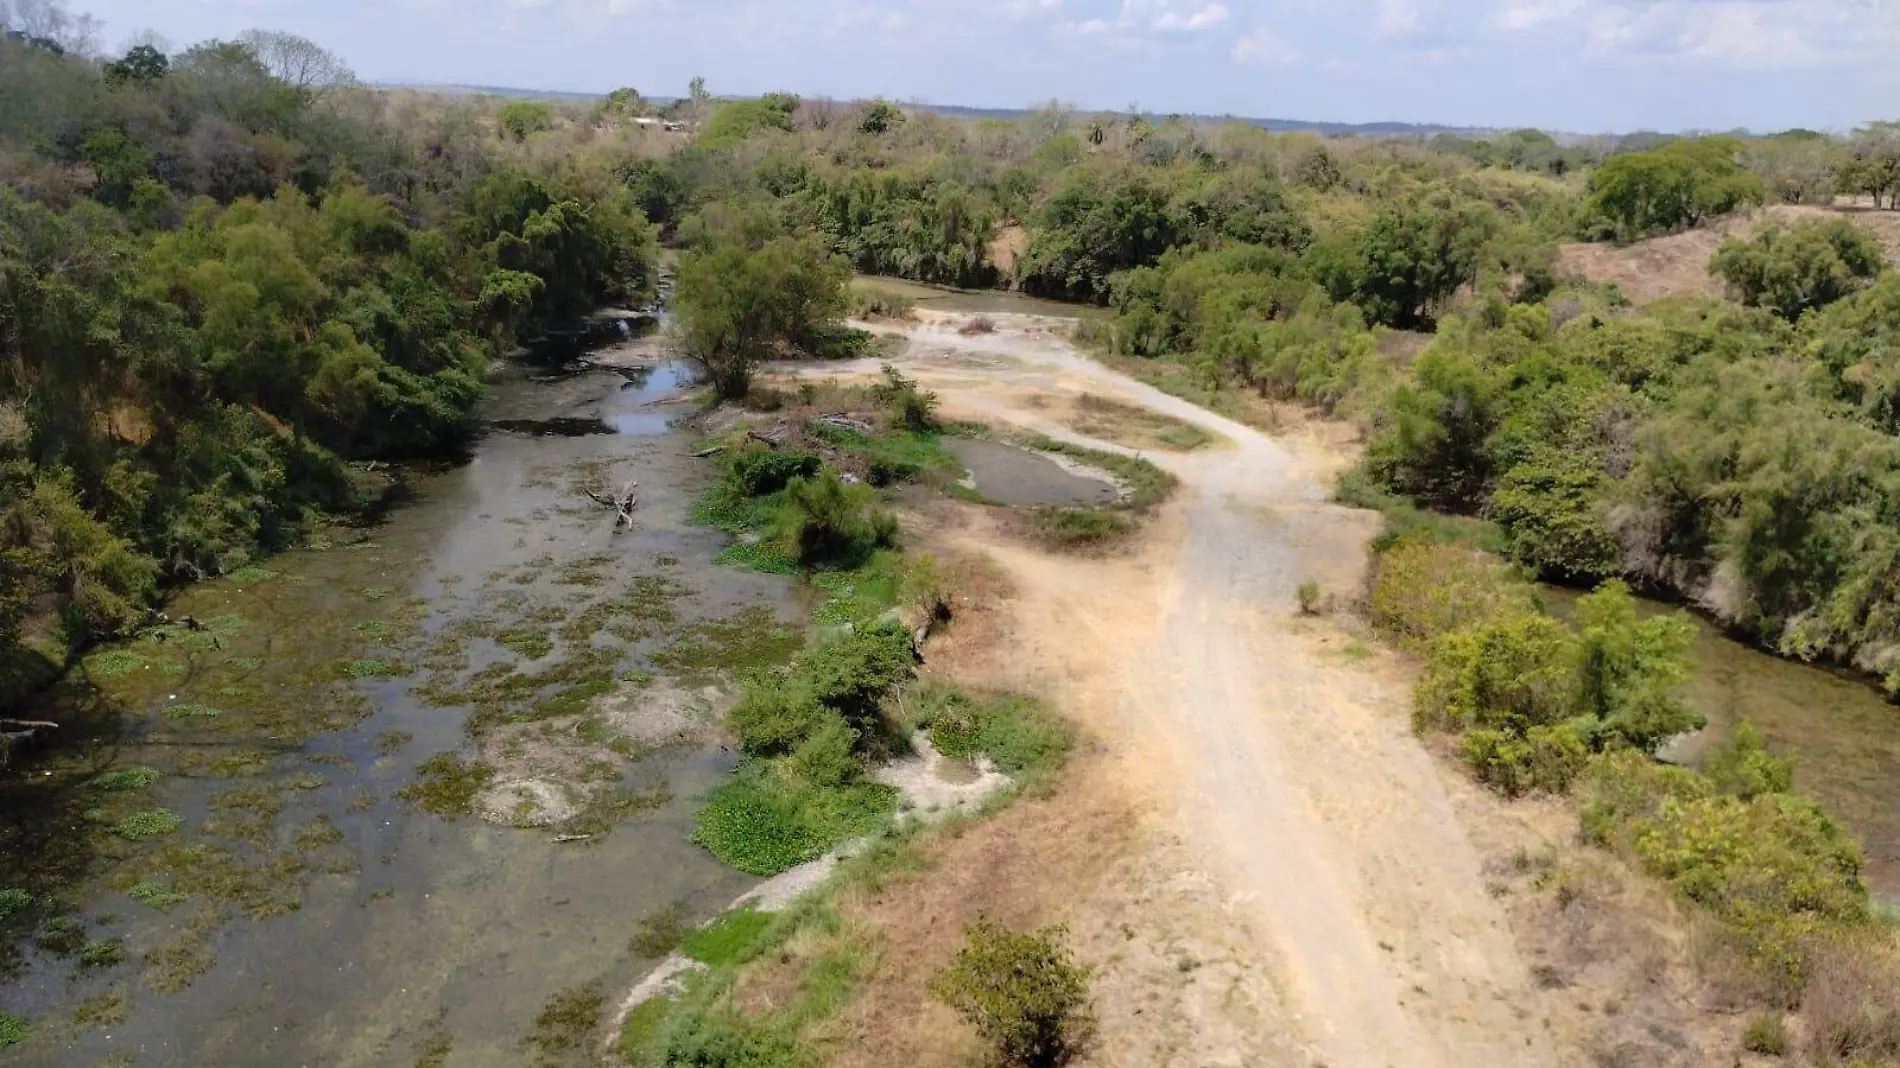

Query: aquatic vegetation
<box><xmin>342</xmin><ymin>659</ymin><xmax>401</xmax><ymax>679</ymax></box>
<box><xmin>226</xmin><ymin>567</ymin><xmax>278</xmax><ymax>585</ymax></box>
<box><xmin>374</xmin><ymin>730</ymin><xmax>413</xmax><ymax>756</ymax></box>
<box><xmin>296</xmin><ymin>815</ymin><xmax>345</xmax><ymax>850</ymax></box>
<box><xmin>114</xmin><ymin>809</ymin><xmax>183</xmax><ymax>842</ymax></box>
<box><xmin>164</xmin><ymin>703</ymin><xmax>222</xmax><ymax>720</ymax></box>
<box><xmin>84</xmin><ymin>649</ymin><xmax>160</xmax><ymax>679</ymax></box>
<box><xmin>497</xmin><ymin>629</ymin><xmax>556</xmax><ymax>660</ymax></box>
<box><xmin>629</xmin><ymin>903</ymin><xmax>688</xmax><ymax>957</ymax></box>
<box><xmin>398</xmin><ymin>754</ymin><xmax>496</xmax><ymax>816</ymax></box>
<box><xmin>692</xmin><ymin>768</ymin><xmax>897</xmax><ymax>876</ymax></box>
<box><xmin>127</xmin><ymin>882</ymin><xmax>188</xmax><ymax>910</ymax></box>
<box><xmin>79</xmin><ymin>937</ymin><xmax>126</xmax><ymax>968</ymax></box>
<box><xmin>651</xmin><ymin>605</ymin><xmax>804</xmax><ymax>680</ymax></box>
<box><xmin>350</xmin><ymin>620</ymin><xmax>394</xmax><ymax>641</ymax></box>
<box><xmin>0</xmin><ymin>1012</ymin><xmax>28</xmax><ymax>1049</ymax></box>
<box><xmin>527</xmin><ymin>982</ymin><xmax>606</xmax><ymax>1058</ymax></box>
<box><xmin>71</xmin><ymin>988</ymin><xmax>128</xmax><ymax>1030</ymax></box>
<box><xmin>0</xmin><ymin>888</ymin><xmax>29</xmax><ymax>922</ymax></box>
<box><xmin>142</xmin><ymin>908</ymin><xmax>222</xmax><ymax>993</ymax></box>
<box><xmin>36</xmin><ymin>916</ymin><xmax>85</xmax><ymax>955</ymax></box>
<box><xmin>713</xmin><ymin>542</ymin><xmax>800</xmax><ymax>575</ymax></box>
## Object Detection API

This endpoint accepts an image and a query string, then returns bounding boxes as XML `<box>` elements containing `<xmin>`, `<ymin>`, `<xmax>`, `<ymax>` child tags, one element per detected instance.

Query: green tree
<box><xmin>102</xmin><ymin>44</ymin><xmax>168</xmax><ymax>86</ymax></box>
<box><xmin>671</xmin><ymin>235</ymin><xmax>849</xmax><ymax>398</ymax></box>
<box><xmin>1836</xmin><ymin>122</ymin><xmax>1900</xmax><ymax>209</ymax></box>
<box><xmin>1309</xmin><ymin>195</ymin><xmax>1499</xmax><ymax>329</ymax></box>
<box><xmin>496</xmin><ymin>100</ymin><xmax>556</xmax><ymax>142</ymax></box>
<box><xmin>1584</xmin><ymin>137</ymin><xmax>1764</xmax><ymax>240</ymax></box>
<box><xmin>930</xmin><ymin>921</ymin><xmax>1094</xmax><ymax>1068</ymax></box>
<box><xmin>1571</xmin><ymin>580</ymin><xmax>1702</xmax><ymax>751</ymax></box>
<box><xmin>1366</xmin><ymin>348</ymin><xmax>1501</xmax><ymax>509</ymax></box>
<box><xmin>1709</xmin><ymin>219</ymin><xmax>1885</xmax><ymax>321</ymax></box>
<box><xmin>858</xmin><ymin>99</ymin><xmax>904</xmax><ymax>135</ymax></box>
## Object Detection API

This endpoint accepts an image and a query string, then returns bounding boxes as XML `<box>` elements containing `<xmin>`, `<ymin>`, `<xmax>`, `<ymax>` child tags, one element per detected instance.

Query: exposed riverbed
<box><xmin>0</xmin><ymin>351</ymin><xmax>801</xmax><ymax>1066</ymax></box>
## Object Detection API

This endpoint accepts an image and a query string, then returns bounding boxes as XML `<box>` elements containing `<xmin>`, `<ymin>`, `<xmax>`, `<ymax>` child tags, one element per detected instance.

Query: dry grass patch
<box><xmin>1063</xmin><ymin>394</ymin><xmax>1215</xmax><ymax>453</ymax></box>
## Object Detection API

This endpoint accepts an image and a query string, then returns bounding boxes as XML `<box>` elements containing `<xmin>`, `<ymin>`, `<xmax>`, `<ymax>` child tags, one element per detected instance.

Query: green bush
<box><xmin>1414</xmin><ymin>611</ymin><xmax>1576</xmax><ymax>736</ymax></box>
<box><xmin>1572</xmin><ymin>580</ymin><xmax>1703</xmax><ymax>752</ymax></box>
<box><xmin>728</xmin><ymin>448</ymin><xmax>822</xmax><ymax>497</ymax></box>
<box><xmin>769</xmin><ymin>471</ymin><xmax>898</xmax><ymax>566</ymax></box>
<box><xmin>929</xmin><ymin>921</ymin><xmax>1094</xmax><ymax>1068</ymax></box>
<box><xmin>1296</xmin><ymin>581</ymin><xmax>1322</xmax><ymax>615</ymax></box>
<box><xmin>876</xmin><ymin>364</ymin><xmax>939</xmax><ymax>432</ymax></box>
<box><xmin>912</xmin><ymin>683</ymin><xmax>1072</xmax><ymax>776</ymax></box>
<box><xmin>1459</xmin><ymin>723</ymin><xmax>1589</xmax><ymax>797</ymax></box>
<box><xmin>691</xmin><ymin>766</ymin><xmax>897</xmax><ymax>876</ymax></box>
<box><xmin>0</xmin><ymin>1012</ymin><xmax>27</xmax><ymax>1050</ymax></box>
<box><xmin>1709</xmin><ymin>219</ymin><xmax>1882</xmax><ymax>321</ymax></box>
<box><xmin>1368</xmin><ymin>535</ymin><xmax>1538</xmax><ymax>649</ymax></box>
<box><xmin>1742</xmin><ymin>1012</ymin><xmax>1788</xmax><ymax>1056</ymax></box>
<box><xmin>728</xmin><ymin>684</ymin><xmax>832</xmax><ymax>759</ymax></box>
<box><xmin>1580</xmin><ymin>749</ymin><xmax>1869</xmax><ymax>992</ymax></box>
<box><xmin>1488</xmin><ymin>454</ymin><xmax>1621</xmax><ymax>581</ymax></box>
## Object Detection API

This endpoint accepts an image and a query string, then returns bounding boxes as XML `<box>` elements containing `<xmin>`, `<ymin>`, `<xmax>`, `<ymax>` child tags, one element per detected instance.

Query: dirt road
<box><xmin>848</xmin><ymin>313</ymin><xmax>1557</xmax><ymax>1068</ymax></box>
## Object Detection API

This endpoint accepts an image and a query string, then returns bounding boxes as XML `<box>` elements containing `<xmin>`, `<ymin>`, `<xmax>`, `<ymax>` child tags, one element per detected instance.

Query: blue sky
<box><xmin>66</xmin><ymin>0</ymin><xmax>1900</xmax><ymax>133</ymax></box>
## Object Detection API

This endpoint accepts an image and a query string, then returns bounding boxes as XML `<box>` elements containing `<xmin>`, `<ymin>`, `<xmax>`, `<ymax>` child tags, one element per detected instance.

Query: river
<box><xmin>1544</xmin><ymin>586</ymin><xmax>1900</xmax><ymax>897</ymax></box>
<box><xmin>0</xmin><ymin>350</ymin><xmax>797</xmax><ymax>1066</ymax></box>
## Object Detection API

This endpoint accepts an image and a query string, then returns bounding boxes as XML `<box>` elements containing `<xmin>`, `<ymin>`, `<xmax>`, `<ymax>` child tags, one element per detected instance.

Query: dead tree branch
<box><xmin>584</xmin><ymin>479</ymin><xmax>639</xmax><ymax>528</ymax></box>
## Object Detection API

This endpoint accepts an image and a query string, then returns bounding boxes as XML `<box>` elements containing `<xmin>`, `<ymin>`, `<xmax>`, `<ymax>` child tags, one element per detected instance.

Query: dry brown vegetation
<box><xmin>1559</xmin><ymin>204</ymin><xmax>1900</xmax><ymax>306</ymax></box>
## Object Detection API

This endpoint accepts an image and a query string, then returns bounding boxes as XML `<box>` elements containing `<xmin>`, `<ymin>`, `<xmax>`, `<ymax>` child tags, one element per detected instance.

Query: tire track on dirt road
<box><xmin>856</xmin><ymin>312</ymin><xmax>1558</xmax><ymax>1068</ymax></box>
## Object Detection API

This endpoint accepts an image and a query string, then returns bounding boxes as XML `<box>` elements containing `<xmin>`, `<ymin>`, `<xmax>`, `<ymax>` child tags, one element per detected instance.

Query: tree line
<box><xmin>0</xmin><ymin>13</ymin><xmax>656</xmax><ymax>693</ymax></box>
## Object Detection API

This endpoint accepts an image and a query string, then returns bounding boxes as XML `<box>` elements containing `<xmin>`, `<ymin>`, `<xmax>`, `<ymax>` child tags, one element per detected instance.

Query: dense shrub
<box><xmin>769</xmin><ymin>471</ymin><xmax>898</xmax><ymax>566</ymax></box>
<box><xmin>1710</xmin><ymin>219</ymin><xmax>1884</xmax><ymax>322</ymax></box>
<box><xmin>691</xmin><ymin>764</ymin><xmax>896</xmax><ymax>876</ymax></box>
<box><xmin>1582</xmin><ymin>137</ymin><xmax>1764</xmax><ymax>241</ymax></box>
<box><xmin>1413</xmin><ymin>612</ymin><xmax>1576</xmax><ymax>736</ymax></box>
<box><xmin>929</xmin><ymin>921</ymin><xmax>1094</xmax><ymax>1068</ymax></box>
<box><xmin>1367</xmin><ymin>536</ymin><xmax>1538</xmax><ymax>650</ymax></box>
<box><xmin>726</xmin><ymin>448</ymin><xmax>822</xmax><ymax>496</ymax></box>
<box><xmin>1581</xmin><ymin>745</ymin><xmax>1869</xmax><ymax>993</ymax></box>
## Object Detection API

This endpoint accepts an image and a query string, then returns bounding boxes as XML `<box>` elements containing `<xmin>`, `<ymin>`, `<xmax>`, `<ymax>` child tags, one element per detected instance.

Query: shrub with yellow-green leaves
<box><xmin>1581</xmin><ymin>742</ymin><xmax>1869</xmax><ymax>997</ymax></box>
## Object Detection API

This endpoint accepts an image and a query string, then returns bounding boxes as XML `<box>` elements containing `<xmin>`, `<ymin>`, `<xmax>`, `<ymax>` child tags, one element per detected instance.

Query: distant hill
<box><xmin>370</xmin><ymin>82</ymin><xmax>639</xmax><ymax>103</ymax></box>
<box><xmin>916</xmin><ymin>103</ymin><xmax>1500</xmax><ymax>139</ymax></box>
<box><xmin>369</xmin><ymin>83</ymin><xmax>1500</xmax><ymax>139</ymax></box>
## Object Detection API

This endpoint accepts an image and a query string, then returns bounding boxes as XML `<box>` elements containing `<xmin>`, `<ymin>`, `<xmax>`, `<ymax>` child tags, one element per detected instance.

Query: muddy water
<box><xmin>1545</xmin><ymin>587</ymin><xmax>1900</xmax><ymax>896</ymax></box>
<box><xmin>942</xmin><ymin>439</ymin><xmax>1120</xmax><ymax>508</ymax></box>
<box><xmin>0</xmin><ymin>353</ymin><xmax>795</xmax><ymax>1066</ymax></box>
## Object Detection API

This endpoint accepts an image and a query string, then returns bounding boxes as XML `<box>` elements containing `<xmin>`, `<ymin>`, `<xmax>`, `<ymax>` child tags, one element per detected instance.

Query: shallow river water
<box><xmin>1545</xmin><ymin>587</ymin><xmax>1900</xmax><ymax>896</ymax></box>
<box><xmin>0</xmin><ymin>353</ymin><xmax>798</xmax><ymax>1066</ymax></box>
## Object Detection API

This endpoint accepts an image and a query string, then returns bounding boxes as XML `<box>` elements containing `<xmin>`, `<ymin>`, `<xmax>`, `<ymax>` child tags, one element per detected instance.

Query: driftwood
<box><xmin>584</xmin><ymin>479</ymin><xmax>639</xmax><ymax>528</ymax></box>
<box><xmin>553</xmin><ymin>834</ymin><xmax>593</xmax><ymax>844</ymax></box>
<box><xmin>691</xmin><ymin>445</ymin><xmax>727</xmax><ymax>458</ymax></box>
<box><xmin>0</xmin><ymin>719</ymin><xmax>58</xmax><ymax>767</ymax></box>
<box><xmin>746</xmin><ymin>421</ymin><xmax>792</xmax><ymax>448</ymax></box>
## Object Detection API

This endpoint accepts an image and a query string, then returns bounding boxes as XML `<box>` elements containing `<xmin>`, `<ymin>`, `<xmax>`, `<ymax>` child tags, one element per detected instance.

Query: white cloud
<box><xmin>1153</xmin><ymin>2</ymin><xmax>1229</xmax><ymax>30</ymax></box>
<box><xmin>1231</xmin><ymin>26</ymin><xmax>1300</xmax><ymax>63</ymax></box>
<box><xmin>1488</xmin><ymin>0</ymin><xmax>1889</xmax><ymax>68</ymax></box>
<box><xmin>1374</xmin><ymin>0</ymin><xmax>1422</xmax><ymax>35</ymax></box>
<box><xmin>1494</xmin><ymin>0</ymin><xmax>1585</xmax><ymax>31</ymax></box>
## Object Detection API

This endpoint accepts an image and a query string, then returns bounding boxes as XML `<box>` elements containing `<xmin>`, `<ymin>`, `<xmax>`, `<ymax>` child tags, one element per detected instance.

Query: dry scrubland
<box><xmin>5</xmin><ymin>8</ymin><xmax>1900</xmax><ymax>1066</ymax></box>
